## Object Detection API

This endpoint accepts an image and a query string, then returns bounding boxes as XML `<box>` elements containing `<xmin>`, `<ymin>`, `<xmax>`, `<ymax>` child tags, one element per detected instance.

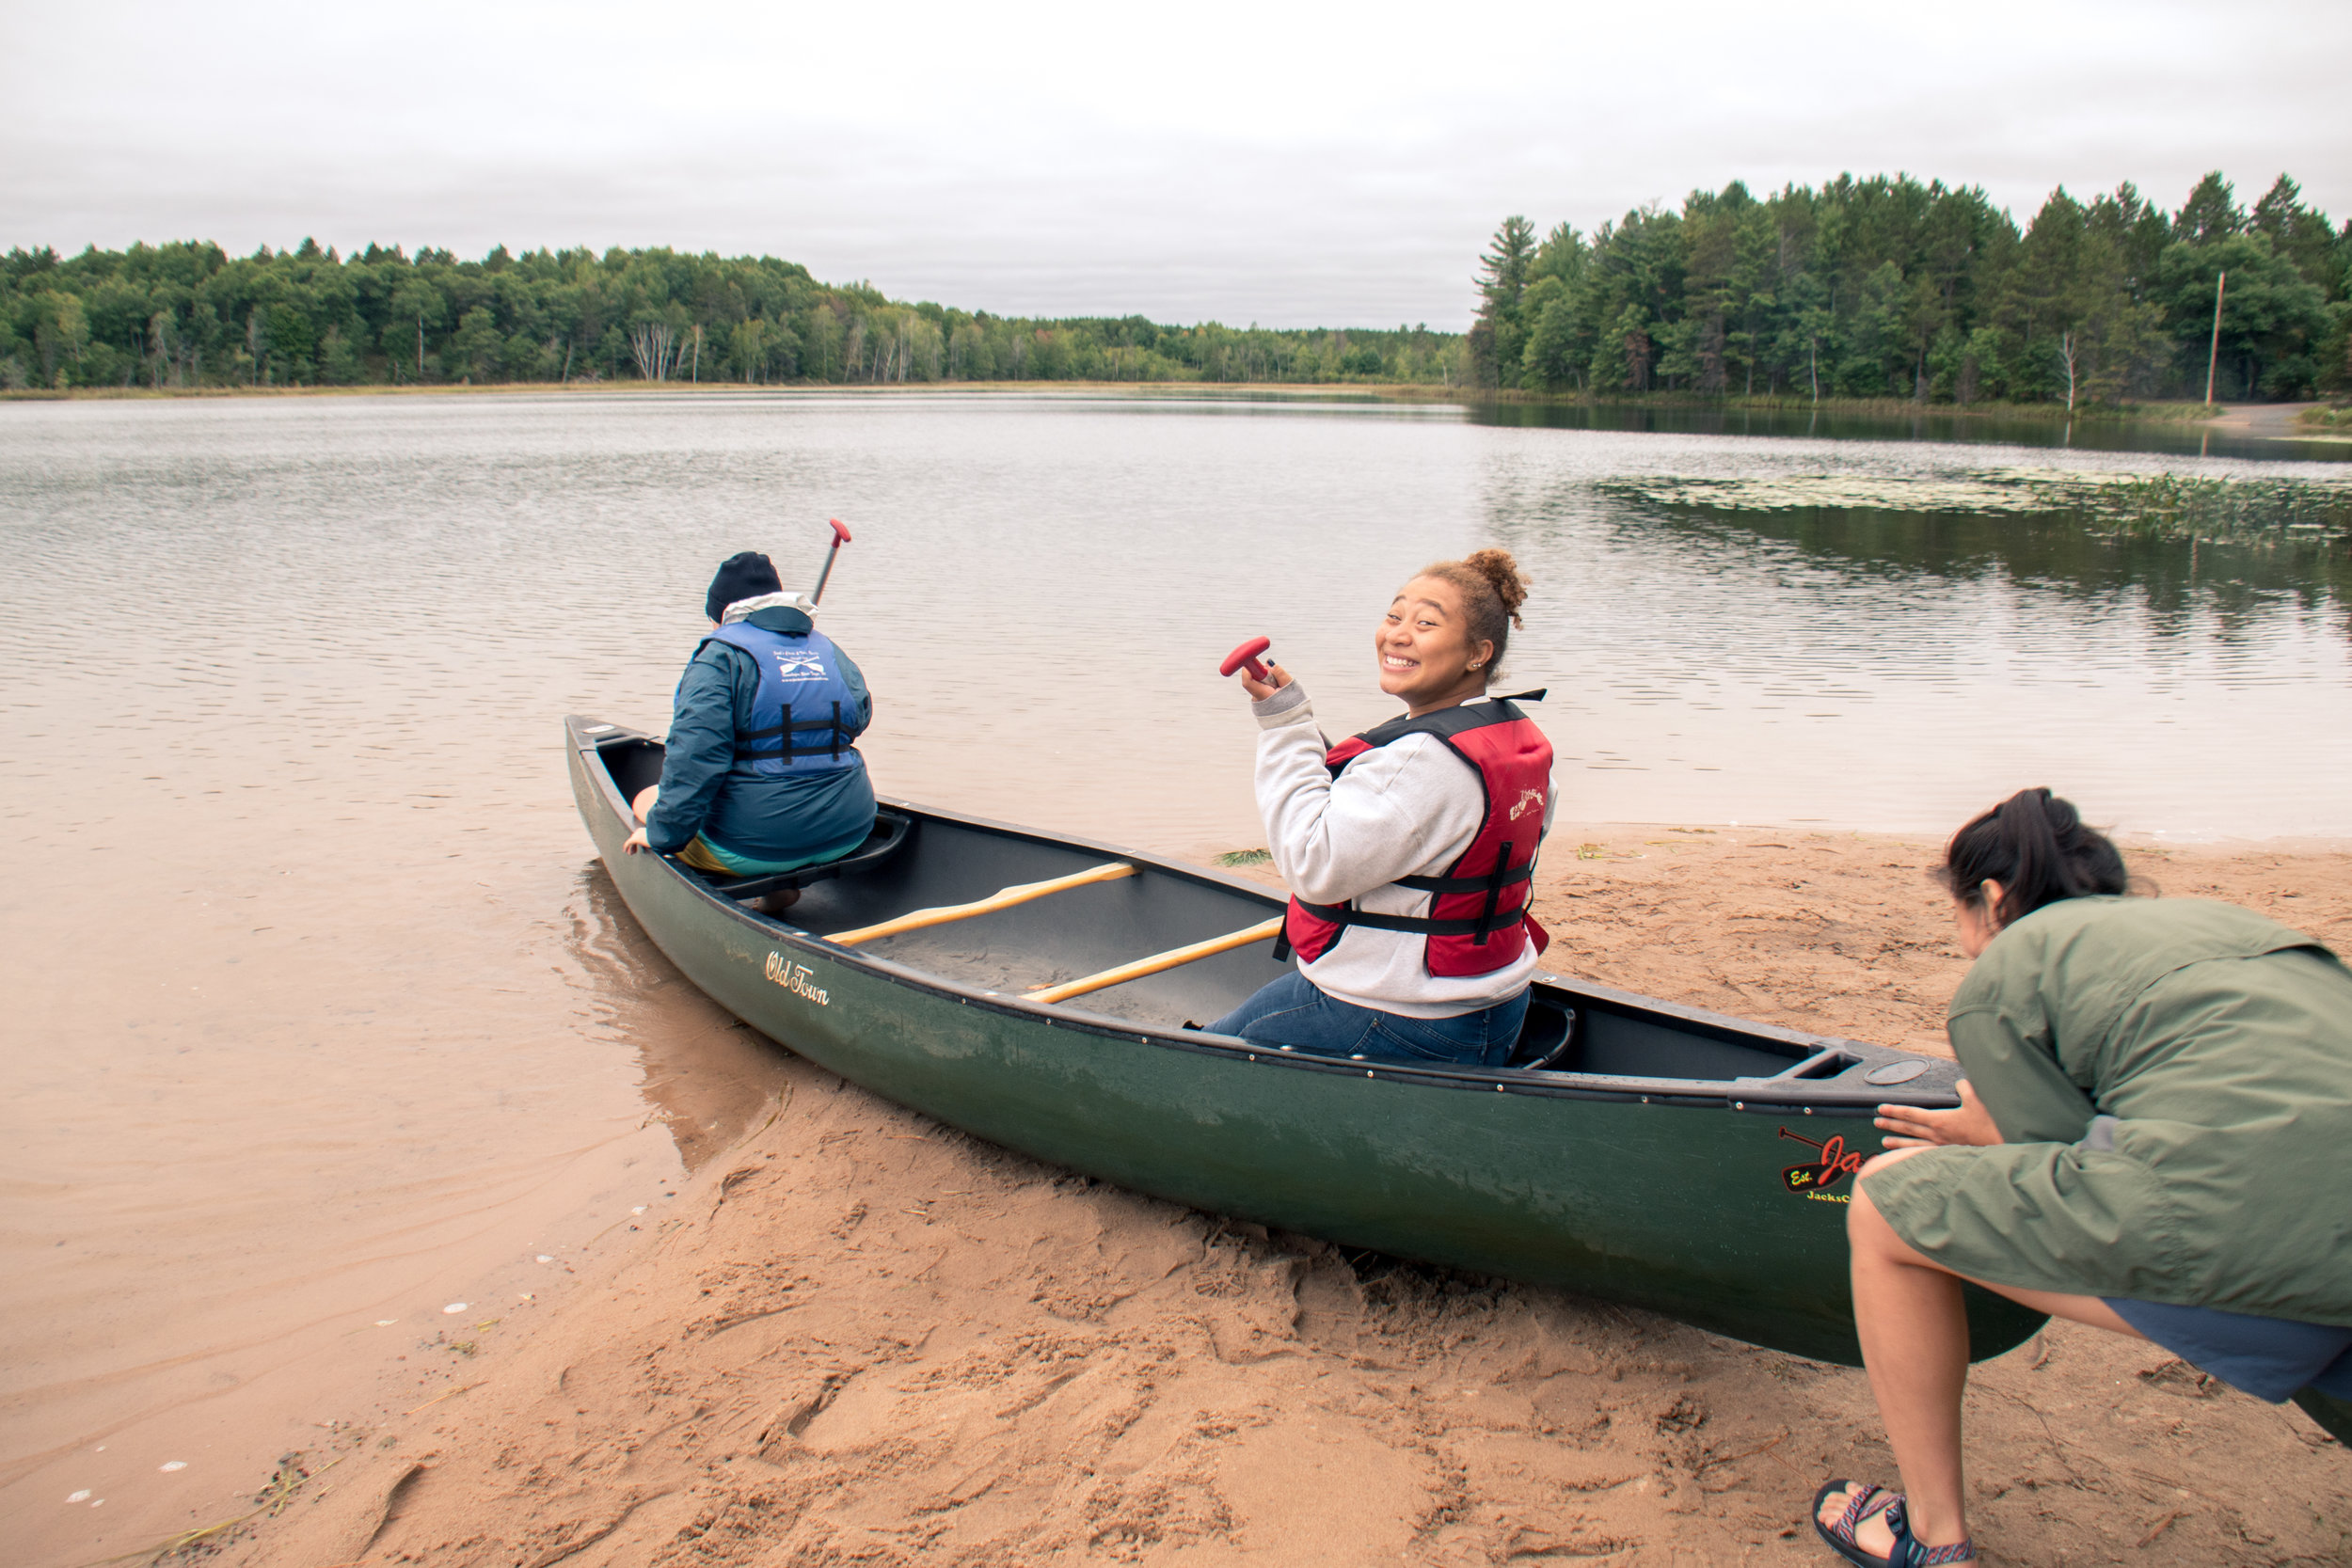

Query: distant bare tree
<box><xmin>148</xmin><ymin>311</ymin><xmax>176</xmax><ymax>388</ymax></box>
<box><xmin>628</xmin><ymin>322</ymin><xmax>682</xmax><ymax>381</ymax></box>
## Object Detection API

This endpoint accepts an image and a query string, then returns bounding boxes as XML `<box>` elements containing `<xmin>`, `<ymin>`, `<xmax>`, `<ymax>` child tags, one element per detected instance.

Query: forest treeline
<box><xmin>0</xmin><ymin>240</ymin><xmax>1460</xmax><ymax>392</ymax></box>
<box><xmin>1471</xmin><ymin>171</ymin><xmax>2349</xmax><ymax>404</ymax></box>
<box><xmin>6</xmin><ymin>168</ymin><xmax>2344</xmax><ymax>402</ymax></box>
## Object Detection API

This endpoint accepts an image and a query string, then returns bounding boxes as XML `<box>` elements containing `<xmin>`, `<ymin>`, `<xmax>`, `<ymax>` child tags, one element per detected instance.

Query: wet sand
<box><xmin>195</xmin><ymin>831</ymin><xmax>2352</xmax><ymax>1568</ymax></box>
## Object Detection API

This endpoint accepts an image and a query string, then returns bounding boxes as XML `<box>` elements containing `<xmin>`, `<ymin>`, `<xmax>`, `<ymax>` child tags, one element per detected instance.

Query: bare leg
<box><xmin>1833</xmin><ymin>1182</ymin><xmax>1973</xmax><ymax>1553</ymax></box>
<box><xmin>631</xmin><ymin>785</ymin><xmax>659</xmax><ymax>823</ymax></box>
<box><xmin>1822</xmin><ymin>1173</ymin><xmax>2146</xmax><ymax>1557</ymax></box>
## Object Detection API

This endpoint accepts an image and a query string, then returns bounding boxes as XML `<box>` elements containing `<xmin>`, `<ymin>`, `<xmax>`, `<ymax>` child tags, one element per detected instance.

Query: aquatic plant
<box><xmin>2092</xmin><ymin>471</ymin><xmax>2351</xmax><ymax>538</ymax></box>
<box><xmin>1605</xmin><ymin>470</ymin><xmax>2352</xmax><ymax>546</ymax></box>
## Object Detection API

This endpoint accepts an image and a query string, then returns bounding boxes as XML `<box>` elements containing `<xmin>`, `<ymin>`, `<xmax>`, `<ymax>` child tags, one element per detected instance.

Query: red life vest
<box><xmin>1279</xmin><ymin>692</ymin><xmax>1554</xmax><ymax>977</ymax></box>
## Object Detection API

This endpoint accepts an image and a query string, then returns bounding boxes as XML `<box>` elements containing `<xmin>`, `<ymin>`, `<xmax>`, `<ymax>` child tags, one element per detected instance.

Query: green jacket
<box><xmin>1863</xmin><ymin>896</ymin><xmax>2352</xmax><ymax>1326</ymax></box>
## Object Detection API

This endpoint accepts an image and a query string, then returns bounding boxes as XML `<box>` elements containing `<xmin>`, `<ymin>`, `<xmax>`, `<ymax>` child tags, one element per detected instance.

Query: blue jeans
<box><xmin>1206</xmin><ymin>972</ymin><xmax>1529</xmax><ymax>1067</ymax></box>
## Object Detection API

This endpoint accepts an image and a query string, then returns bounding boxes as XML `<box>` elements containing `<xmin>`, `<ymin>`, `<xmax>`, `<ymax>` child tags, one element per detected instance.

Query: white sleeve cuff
<box><xmin>1251</xmin><ymin>680</ymin><xmax>1314</xmax><ymax>730</ymax></box>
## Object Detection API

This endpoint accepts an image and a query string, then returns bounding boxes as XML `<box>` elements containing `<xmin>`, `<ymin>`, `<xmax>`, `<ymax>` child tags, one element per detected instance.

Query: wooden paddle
<box><xmin>1025</xmin><ymin>916</ymin><xmax>1285</xmax><ymax>1006</ymax></box>
<box><xmin>827</xmin><ymin>862</ymin><xmax>1136</xmax><ymax>945</ymax></box>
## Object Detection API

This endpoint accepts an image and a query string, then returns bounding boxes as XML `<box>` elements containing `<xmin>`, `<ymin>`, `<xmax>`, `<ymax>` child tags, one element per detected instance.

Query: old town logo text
<box><xmin>764</xmin><ymin>951</ymin><xmax>830</xmax><ymax>1006</ymax></box>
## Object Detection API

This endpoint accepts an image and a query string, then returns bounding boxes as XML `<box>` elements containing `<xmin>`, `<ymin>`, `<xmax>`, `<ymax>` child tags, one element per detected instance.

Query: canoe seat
<box><xmin>695</xmin><ymin>808</ymin><xmax>914</xmax><ymax>903</ymax></box>
<box><xmin>1508</xmin><ymin>999</ymin><xmax>1579</xmax><ymax>1070</ymax></box>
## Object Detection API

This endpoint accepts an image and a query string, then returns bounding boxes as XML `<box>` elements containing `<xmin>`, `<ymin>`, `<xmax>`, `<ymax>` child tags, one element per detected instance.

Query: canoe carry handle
<box><xmin>1219</xmin><ymin>637</ymin><xmax>1271</xmax><ymax>681</ymax></box>
<box><xmin>827</xmin><ymin>861</ymin><xmax>1136</xmax><ymax>946</ymax></box>
<box><xmin>1025</xmin><ymin>916</ymin><xmax>1286</xmax><ymax>1006</ymax></box>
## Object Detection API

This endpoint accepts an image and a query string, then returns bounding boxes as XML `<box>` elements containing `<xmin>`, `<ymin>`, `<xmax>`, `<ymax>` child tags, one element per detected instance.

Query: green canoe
<box><xmin>568</xmin><ymin>716</ymin><xmax>2044</xmax><ymax>1367</ymax></box>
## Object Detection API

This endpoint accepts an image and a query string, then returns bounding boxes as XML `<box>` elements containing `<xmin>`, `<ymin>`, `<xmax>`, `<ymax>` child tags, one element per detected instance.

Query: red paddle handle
<box><xmin>811</xmin><ymin>518</ymin><xmax>853</xmax><ymax>604</ymax></box>
<box><xmin>1219</xmin><ymin>636</ymin><xmax>1271</xmax><ymax>680</ymax></box>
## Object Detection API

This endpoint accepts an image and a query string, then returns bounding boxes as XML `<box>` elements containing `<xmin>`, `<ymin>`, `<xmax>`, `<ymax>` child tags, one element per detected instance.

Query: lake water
<box><xmin>3</xmin><ymin>390</ymin><xmax>2348</xmax><ymax>1562</ymax></box>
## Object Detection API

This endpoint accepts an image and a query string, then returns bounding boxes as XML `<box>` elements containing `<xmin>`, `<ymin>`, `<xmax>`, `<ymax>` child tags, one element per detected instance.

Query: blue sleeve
<box><xmin>644</xmin><ymin>647</ymin><xmax>741</xmax><ymax>853</ymax></box>
<box><xmin>833</xmin><ymin>643</ymin><xmax>874</xmax><ymax>736</ymax></box>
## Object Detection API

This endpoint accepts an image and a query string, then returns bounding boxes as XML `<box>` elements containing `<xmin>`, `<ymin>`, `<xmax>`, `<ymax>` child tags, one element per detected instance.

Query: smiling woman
<box><xmin>1207</xmin><ymin>550</ymin><xmax>1555</xmax><ymax>1065</ymax></box>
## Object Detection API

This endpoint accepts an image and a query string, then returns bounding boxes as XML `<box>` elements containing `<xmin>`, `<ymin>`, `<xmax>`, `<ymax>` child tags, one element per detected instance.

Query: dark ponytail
<box><xmin>1940</xmin><ymin>788</ymin><xmax>2132</xmax><ymax>928</ymax></box>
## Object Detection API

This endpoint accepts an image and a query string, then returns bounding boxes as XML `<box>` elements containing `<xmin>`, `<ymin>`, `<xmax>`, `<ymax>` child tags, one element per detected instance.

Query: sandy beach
<box><xmin>177</xmin><ymin>829</ymin><xmax>2352</xmax><ymax>1568</ymax></box>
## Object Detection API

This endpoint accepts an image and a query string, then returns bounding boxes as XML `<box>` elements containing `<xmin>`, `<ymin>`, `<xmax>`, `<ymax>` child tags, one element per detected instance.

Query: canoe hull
<box><xmin>568</xmin><ymin>719</ymin><xmax>2042</xmax><ymax>1367</ymax></box>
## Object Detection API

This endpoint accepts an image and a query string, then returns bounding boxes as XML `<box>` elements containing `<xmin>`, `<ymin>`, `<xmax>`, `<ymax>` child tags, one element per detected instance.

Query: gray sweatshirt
<box><xmin>1251</xmin><ymin>679</ymin><xmax>1552</xmax><ymax>1018</ymax></box>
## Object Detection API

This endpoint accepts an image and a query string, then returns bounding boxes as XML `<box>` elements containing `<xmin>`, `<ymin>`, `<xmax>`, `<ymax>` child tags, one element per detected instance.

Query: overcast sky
<box><xmin>5</xmin><ymin>0</ymin><xmax>2346</xmax><ymax>328</ymax></box>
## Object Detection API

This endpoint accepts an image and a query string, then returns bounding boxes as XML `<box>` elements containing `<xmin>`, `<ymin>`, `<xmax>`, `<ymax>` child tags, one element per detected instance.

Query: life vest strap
<box><xmin>1393</xmin><ymin>863</ymin><xmax>1534</xmax><ymax>895</ymax></box>
<box><xmin>736</xmin><ymin>701</ymin><xmax>849</xmax><ymax>761</ymax></box>
<box><xmin>737</xmin><ymin>719</ymin><xmax>834</xmax><ymax>739</ymax></box>
<box><xmin>736</xmin><ymin>741</ymin><xmax>855</xmax><ymax>760</ymax></box>
<box><xmin>1290</xmin><ymin>899</ymin><xmax>1511</xmax><ymax>939</ymax></box>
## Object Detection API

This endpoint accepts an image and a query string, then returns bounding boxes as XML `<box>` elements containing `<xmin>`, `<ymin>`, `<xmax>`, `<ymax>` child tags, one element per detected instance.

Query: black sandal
<box><xmin>1812</xmin><ymin>1479</ymin><xmax>1976</xmax><ymax>1566</ymax></box>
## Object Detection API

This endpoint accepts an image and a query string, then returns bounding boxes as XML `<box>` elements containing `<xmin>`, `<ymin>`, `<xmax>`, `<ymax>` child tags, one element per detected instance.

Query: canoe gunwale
<box><xmin>566</xmin><ymin>715</ymin><xmax>1939</xmax><ymax>1118</ymax></box>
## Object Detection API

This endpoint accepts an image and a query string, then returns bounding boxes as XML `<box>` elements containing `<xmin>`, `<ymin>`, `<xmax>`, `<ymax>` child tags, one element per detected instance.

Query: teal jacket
<box><xmin>644</xmin><ymin>604</ymin><xmax>876</xmax><ymax>862</ymax></box>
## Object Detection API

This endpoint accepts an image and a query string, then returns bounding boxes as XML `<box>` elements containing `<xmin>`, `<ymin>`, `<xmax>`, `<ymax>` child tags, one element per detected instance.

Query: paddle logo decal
<box><xmin>1777</xmin><ymin>1127</ymin><xmax>1863</xmax><ymax>1202</ymax></box>
<box><xmin>765</xmin><ymin>951</ymin><xmax>831</xmax><ymax>1006</ymax></box>
<box><xmin>770</xmin><ymin>651</ymin><xmax>828</xmax><ymax>683</ymax></box>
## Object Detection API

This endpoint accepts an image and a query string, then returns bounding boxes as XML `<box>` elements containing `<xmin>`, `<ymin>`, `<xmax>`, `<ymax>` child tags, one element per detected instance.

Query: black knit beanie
<box><xmin>705</xmin><ymin>551</ymin><xmax>783</xmax><ymax>622</ymax></box>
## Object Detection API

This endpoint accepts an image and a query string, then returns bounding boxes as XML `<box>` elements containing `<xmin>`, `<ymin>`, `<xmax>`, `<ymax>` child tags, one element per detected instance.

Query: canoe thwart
<box><xmin>828</xmin><ymin>861</ymin><xmax>1137</xmax><ymax>946</ymax></box>
<box><xmin>1026</xmin><ymin>916</ymin><xmax>1286</xmax><ymax>1006</ymax></box>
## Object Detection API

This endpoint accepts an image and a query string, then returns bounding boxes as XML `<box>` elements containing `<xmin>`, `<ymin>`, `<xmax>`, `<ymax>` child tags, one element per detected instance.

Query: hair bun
<box><xmin>1462</xmin><ymin>547</ymin><xmax>1529</xmax><ymax>629</ymax></box>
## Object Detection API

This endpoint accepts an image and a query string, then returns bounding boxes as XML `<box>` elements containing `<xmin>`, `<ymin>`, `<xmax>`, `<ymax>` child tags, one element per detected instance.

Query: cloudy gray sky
<box><xmin>5</xmin><ymin>0</ymin><xmax>2346</xmax><ymax>327</ymax></box>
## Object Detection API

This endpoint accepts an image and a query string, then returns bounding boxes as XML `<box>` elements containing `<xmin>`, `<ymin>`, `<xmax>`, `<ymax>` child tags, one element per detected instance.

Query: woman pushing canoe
<box><xmin>1213</xmin><ymin>550</ymin><xmax>1552</xmax><ymax>1064</ymax></box>
<box><xmin>1813</xmin><ymin>788</ymin><xmax>2352</xmax><ymax>1568</ymax></box>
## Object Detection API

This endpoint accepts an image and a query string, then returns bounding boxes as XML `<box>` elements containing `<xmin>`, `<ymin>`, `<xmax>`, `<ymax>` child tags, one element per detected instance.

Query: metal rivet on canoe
<box><xmin>1248</xmin><ymin>1053</ymin><xmax>1256</xmax><ymax>1062</ymax></box>
<box><xmin>1734</xmin><ymin>1101</ymin><xmax>1745</xmax><ymax>1110</ymax></box>
<box><xmin>1495</xmin><ymin>1084</ymin><xmax>1504</xmax><ymax>1092</ymax></box>
<box><xmin>1641</xmin><ymin>1096</ymin><xmax>1649</xmax><ymax>1103</ymax></box>
<box><xmin>1366</xmin><ymin>1070</ymin><xmax>1375</xmax><ymax>1078</ymax></box>
<box><xmin>1804</xmin><ymin>1106</ymin><xmax>1814</xmax><ymax>1116</ymax></box>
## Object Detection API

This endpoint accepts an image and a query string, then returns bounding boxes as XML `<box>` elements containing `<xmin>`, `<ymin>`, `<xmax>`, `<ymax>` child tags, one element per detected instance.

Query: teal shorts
<box><xmin>675</xmin><ymin>828</ymin><xmax>868</xmax><ymax>878</ymax></box>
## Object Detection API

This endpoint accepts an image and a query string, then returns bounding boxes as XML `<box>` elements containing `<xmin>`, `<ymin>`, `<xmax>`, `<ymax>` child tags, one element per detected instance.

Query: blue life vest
<box><xmin>696</xmin><ymin>622</ymin><xmax>864</xmax><ymax>778</ymax></box>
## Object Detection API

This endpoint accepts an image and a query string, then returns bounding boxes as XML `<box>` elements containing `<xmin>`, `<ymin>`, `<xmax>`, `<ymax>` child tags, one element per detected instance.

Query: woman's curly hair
<box><xmin>1417</xmin><ymin>547</ymin><xmax>1531</xmax><ymax>681</ymax></box>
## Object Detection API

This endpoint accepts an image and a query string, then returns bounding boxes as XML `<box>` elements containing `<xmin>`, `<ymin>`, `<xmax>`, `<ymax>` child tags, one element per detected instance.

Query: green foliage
<box><xmin>2087</xmin><ymin>471</ymin><xmax>2352</xmax><ymax>540</ymax></box>
<box><xmin>1478</xmin><ymin>168</ymin><xmax>2349</xmax><ymax>406</ymax></box>
<box><xmin>0</xmin><ymin>238</ymin><xmax>1466</xmax><ymax>391</ymax></box>
<box><xmin>1609</xmin><ymin>467</ymin><xmax>2352</xmax><ymax>545</ymax></box>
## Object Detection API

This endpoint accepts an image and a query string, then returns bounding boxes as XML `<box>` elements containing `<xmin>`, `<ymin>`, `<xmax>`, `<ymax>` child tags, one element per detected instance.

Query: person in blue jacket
<box><xmin>623</xmin><ymin>552</ymin><xmax>876</xmax><ymax>902</ymax></box>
